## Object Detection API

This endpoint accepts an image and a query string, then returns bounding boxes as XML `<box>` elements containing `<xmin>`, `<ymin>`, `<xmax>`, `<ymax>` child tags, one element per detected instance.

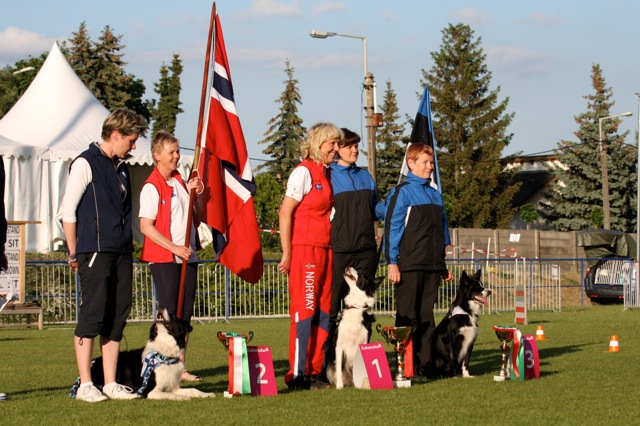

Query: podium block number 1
<box><xmin>352</xmin><ymin>342</ymin><xmax>393</xmax><ymax>390</ymax></box>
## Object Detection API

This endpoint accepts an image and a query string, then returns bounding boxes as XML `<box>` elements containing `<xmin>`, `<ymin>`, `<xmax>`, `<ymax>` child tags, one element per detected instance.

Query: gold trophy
<box><xmin>493</xmin><ymin>326</ymin><xmax>517</xmax><ymax>382</ymax></box>
<box><xmin>376</xmin><ymin>324</ymin><xmax>413</xmax><ymax>388</ymax></box>
<box><xmin>217</xmin><ymin>331</ymin><xmax>254</xmax><ymax>349</ymax></box>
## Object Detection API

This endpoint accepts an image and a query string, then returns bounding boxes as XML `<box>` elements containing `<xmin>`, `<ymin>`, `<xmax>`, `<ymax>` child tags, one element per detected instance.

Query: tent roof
<box><xmin>0</xmin><ymin>42</ymin><xmax>153</xmax><ymax>165</ymax></box>
<box><xmin>577</xmin><ymin>229</ymin><xmax>637</xmax><ymax>265</ymax></box>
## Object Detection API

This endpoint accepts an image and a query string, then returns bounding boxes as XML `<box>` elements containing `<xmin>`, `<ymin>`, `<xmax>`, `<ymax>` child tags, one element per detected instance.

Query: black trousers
<box><xmin>329</xmin><ymin>249</ymin><xmax>378</xmax><ymax>323</ymax></box>
<box><xmin>394</xmin><ymin>270</ymin><xmax>440</xmax><ymax>370</ymax></box>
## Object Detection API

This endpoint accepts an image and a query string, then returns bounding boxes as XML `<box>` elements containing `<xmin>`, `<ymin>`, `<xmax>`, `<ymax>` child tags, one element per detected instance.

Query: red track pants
<box><xmin>285</xmin><ymin>245</ymin><xmax>333</xmax><ymax>384</ymax></box>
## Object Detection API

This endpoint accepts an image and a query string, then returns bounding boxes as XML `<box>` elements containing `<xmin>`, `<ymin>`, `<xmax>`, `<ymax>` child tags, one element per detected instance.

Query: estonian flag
<box><xmin>400</xmin><ymin>86</ymin><xmax>441</xmax><ymax>192</ymax></box>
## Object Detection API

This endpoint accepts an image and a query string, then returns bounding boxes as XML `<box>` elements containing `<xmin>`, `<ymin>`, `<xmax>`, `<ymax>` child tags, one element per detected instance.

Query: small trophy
<box><xmin>493</xmin><ymin>326</ymin><xmax>518</xmax><ymax>382</ymax></box>
<box><xmin>217</xmin><ymin>331</ymin><xmax>253</xmax><ymax>349</ymax></box>
<box><xmin>376</xmin><ymin>324</ymin><xmax>413</xmax><ymax>388</ymax></box>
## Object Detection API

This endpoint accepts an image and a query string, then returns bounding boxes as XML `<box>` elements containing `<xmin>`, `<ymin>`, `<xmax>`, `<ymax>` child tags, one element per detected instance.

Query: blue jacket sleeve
<box><xmin>385</xmin><ymin>187</ymin><xmax>407</xmax><ymax>265</ymax></box>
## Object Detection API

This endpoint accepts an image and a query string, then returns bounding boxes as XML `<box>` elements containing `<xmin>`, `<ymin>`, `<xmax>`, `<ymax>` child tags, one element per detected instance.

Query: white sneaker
<box><xmin>76</xmin><ymin>385</ymin><xmax>107</xmax><ymax>403</ymax></box>
<box><xmin>104</xmin><ymin>384</ymin><xmax>139</xmax><ymax>400</ymax></box>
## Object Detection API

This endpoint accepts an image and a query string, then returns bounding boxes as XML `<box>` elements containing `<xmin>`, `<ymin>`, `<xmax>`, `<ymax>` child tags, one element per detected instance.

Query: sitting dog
<box><xmin>325</xmin><ymin>267</ymin><xmax>383</xmax><ymax>389</ymax></box>
<box><xmin>88</xmin><ymin>308</ymin><xmax>214</xmax><ymax>400</ymax></box>
<box><xmin>431</xmin><ymin>269</ymin><xmax>490</xmax><ymax>378</ymax></box>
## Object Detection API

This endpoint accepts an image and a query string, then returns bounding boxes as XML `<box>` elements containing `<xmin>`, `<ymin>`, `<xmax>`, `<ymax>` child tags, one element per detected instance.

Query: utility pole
<box><xmin>364</xmin><ymin>72</ymin><xmax>377</xmax><ymax>184</ymax></box>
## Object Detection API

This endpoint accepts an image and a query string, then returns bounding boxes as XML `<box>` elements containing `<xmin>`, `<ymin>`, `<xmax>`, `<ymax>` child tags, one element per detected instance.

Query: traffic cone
<box><xmin>609</xmin><ymin>335</ymin><xmax>620</xmax><ymax>352</ymax></box>
<box><xmin>535</xmin><ymin>325</ymin><xmax>546</xmax><ymax>341</ymax></box>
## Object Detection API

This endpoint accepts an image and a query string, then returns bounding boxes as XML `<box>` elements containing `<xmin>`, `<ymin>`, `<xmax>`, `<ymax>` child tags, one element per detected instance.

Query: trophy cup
<box><xmin>493</xmin><ymin>326</ymin><xmax>518</xmax><ymax>382</ymax></box>
<box><xmin>376</xmin><ymin>324</ymin><xmax>413</xmax><ymax>388</ymax></box>
<box><xmin>217</xmin><ymin>331</ymin><xmax>253</xmax><ymax>349</ymax></box>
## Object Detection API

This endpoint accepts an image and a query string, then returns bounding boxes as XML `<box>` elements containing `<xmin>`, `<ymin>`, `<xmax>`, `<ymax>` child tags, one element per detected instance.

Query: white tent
<box><xmin>0</xmin><ymin>42</ymin><xmax>195</xmax><ymax>252</ymax></box>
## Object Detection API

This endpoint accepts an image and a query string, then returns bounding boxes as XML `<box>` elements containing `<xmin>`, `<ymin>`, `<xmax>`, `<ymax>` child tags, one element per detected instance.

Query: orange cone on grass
<box><xmin>535</xmin><ymin>325</ymin><xmax>546</xmax><ymax>341</ymax></box>
<box><xmin>609</xmin><ymin>335</ymin><xmax>620</xmax><ymax>352</ymax></box>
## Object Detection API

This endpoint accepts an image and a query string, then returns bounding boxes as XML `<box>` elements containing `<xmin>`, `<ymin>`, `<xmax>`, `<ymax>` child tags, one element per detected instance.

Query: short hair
<box><xmin>151</xmin><ymin>131</ymin><xmax>179</xmax><ymax>164</ymax></box>
<box><xmin>406</xmin><ymin>142</ymin><xmax>434</xmax><ymax>164</ymax></box>
<box><xmin>101</xmin><ymin>108</ymin><xmax>148</xmax><ymax>140</ymax></box>
<box><xmin>339</xmin><ymin>128</ymin><xmax>360</xmax><ymax>148</ymax></box>
<box><xmin>300</xmin><ymin>122</ymin><xmax>343</xmax><ymax>163</ymax></box>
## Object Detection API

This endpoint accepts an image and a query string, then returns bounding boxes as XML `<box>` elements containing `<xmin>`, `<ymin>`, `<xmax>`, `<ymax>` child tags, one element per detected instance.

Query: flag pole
<box><xmin>176</xmin><ymin>2</ymin><xmax>216</xmax><ymax>319</ymax></box>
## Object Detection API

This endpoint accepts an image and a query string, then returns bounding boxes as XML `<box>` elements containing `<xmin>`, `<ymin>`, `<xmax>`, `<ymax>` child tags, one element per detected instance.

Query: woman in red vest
<box><xmin>278</xmin><ymin>123</ymin><xmax>341</xmax><ymax>391</ymax></box>
<box><xmin>139</xmin><ymin>131</ymin><xmax>203</xmax><ymax>382</ymax></box>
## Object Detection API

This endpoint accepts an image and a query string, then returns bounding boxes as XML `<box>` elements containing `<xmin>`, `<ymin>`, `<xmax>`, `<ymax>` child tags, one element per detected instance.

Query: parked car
<box><xmin>577</xmin><ymin>230</ymin><xmax>637</xmax><ymax>303</ymax></box>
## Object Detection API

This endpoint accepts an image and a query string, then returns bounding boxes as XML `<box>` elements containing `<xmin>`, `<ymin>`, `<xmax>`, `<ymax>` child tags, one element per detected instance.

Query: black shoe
<box><xmin>287</xmin><ymin>376</ymin><xmax>310</xmax><ymax>391</ymax></box>
<box><xmin>419</xmin><ymin>363</ymin><xmax>440</xmax><ymax>380</ymax></box>
<box><xmin>308</xmin><ymin>374</ymin><xmax>330</xmax><ymax>390</ymax></box>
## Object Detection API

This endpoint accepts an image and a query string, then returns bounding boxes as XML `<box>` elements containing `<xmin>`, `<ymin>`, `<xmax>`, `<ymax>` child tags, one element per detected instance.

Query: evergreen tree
<box><xmin>253</xmin><ymin>172</ymin><xmax>284</xmax><ymax>253</ymax></box>
<box><xmin>68</xmin><ymin>23</ymin><xmax>150</xmax><ymax>121</ymax></box>
<box><xmin>68</xmin><ymin>22</ymin><xmax>96</xmax><ymax>91</ymax></box>
<box><xmin>258</xmin><ymin>60</ymin><xmax>305</xmax><ymax>185</ymax></box>
<box><xmin>376</xmin><ymin>80</ymin><xmax>406</xmax><ymax>199</ymax></box>
<box><xmin>151</xmin><ymin>53</ymin><xmax>184</xmax><ymax>135</ymax></box>
<box><xmin>541</xmin><ymin>64</ymin><xmax>636</xmax><ymax>232</ymax></box>
<box><xmin>422</xmin><ymin>23</ymin><xmax>519</xmax><ymax>229</ymax></box>
<box><xmin>93</xmin><ymin>25</ymin><xmax>131</xmax><ymax>110</ymax></box>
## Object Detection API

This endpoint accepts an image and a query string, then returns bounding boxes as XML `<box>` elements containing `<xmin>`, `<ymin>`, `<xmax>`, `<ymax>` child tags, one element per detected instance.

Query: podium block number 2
<box><xmin>247</xmin><ymin>346</ymin><xmax>278</xmax><ymax>396</ymax></box>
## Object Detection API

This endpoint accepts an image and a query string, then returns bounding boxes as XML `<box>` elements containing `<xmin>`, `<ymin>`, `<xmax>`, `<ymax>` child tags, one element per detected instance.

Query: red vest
<box><xmin>291</xmin><ymin>160</ymin><xmax>333</xmax><ymax>248</ymax></box>
<box><xmin>139</xmin><ymin>168</ymin><xmax>189</xmax><ymax>263</ymax></box>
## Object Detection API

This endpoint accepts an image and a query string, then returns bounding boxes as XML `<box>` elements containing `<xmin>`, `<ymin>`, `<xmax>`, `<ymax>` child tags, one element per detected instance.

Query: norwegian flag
<box><xmin>197</xmin><ymin>9</ymin><xmax>263</xmax><ymax>284</ymax></box>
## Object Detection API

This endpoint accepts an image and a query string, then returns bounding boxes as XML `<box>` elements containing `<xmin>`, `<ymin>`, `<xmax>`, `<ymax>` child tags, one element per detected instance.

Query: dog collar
<box><xmin>137</xmin><ymin>350</ymin><xmax>180</xmax><ymax>395</ymax></box>
<box><xmin>345</xmin><ymin>304</ymin><xmax>371</xmax><ymax>311</ymax></box>
<box><xmin>450</xmin><ymin>306</ymin><xmax>468</xmax><ymax>317</ymax></box>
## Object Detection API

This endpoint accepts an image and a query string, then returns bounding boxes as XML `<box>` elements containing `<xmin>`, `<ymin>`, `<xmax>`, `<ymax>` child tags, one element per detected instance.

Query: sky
<box><xmin>1</xmin><ymin>0</ymin><xmax>640</xmax><ymax>167</ymax></box>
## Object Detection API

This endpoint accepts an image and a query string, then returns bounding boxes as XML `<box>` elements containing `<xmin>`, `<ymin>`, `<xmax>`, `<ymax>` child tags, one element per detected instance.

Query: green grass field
<box><xmin>1</xmin><ymin>305</ymin><xmax>639</xmax><ymax>425</ymax></box>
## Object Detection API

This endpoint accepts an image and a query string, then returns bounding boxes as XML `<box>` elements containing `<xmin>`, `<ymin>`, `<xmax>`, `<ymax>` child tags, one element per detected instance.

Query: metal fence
<box><xmin>0</xmin><ymin>258</ymin><xmax>566</xmax><ymax>327</ymax></box>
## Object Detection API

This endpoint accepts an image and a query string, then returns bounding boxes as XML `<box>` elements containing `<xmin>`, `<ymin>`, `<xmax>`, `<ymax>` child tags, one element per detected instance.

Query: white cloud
<box><xmin>451</xmin><ymin>7</ymin><xmax>489</xmax><ymax>26</ymax></box>
<box><xmin>380</xmin><ymin>11</ymin><xmax>397</xmax><ymax>24</ymax></box>
<box><xmin>311</xmin><ymin>1</ymin><xmax>347</xmax><ymax>16</ymax></box>
<box><xmin>530</xmin><ymin>12</ymin><xmax>563</xmax><ymax>27</ymax></box>
<box><xmin>0</xmin><ymin>27</ymin><xmax>58</xmax><ymax>62</ymax></box>
<box><xmin>247</xmin><ymin>0</ymin><xmax>303</xmax><ymax>18</ymax></box>
<box><xmin>486</xmin><ymin>45</ymin><xmax>549</xmax><ymax>76</ymax></box>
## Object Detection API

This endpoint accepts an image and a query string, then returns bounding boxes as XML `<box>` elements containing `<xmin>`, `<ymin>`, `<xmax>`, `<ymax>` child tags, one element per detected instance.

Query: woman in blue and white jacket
<box><xmin>328</xmin><ymin>129</ymin><xmax>379</xmax><ymax>343</ymax></box>
<box><xmin>376</xmin><ymin>142</ymin><xmax>453</xmax><ymax>378</ymax></box>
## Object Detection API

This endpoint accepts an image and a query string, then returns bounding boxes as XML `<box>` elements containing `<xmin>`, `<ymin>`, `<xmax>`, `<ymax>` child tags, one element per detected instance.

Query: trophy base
<box><xmin>394</xmin><ymin>380</ymin><xmax>411</xmax><ymax>388</ymax></box>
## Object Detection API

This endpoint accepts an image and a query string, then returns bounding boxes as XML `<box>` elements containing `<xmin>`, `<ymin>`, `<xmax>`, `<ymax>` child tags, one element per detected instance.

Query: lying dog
<box><xmin>431</xmin><ymin>269</ymin><xmax>490</xmax><ymax>378</ymax></box>
<box><xmin>326</xmin><ymin>267</ymin><xmax>383</xmax><ymax>389</ymax></box>
<box><xmin>87</xmin><ymin>308</ymin><xmax>214</xmax><ymax>400</ymax></box>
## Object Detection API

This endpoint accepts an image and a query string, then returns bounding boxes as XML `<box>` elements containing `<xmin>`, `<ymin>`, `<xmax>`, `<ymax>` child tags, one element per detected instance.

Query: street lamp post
<box><xmin>635</xmin><ymin>94</ymin><xmax>640</xmax><ymax>294</ymax></box>
<box><xmin>598</xmin><ymin>111</ymin><xmax>633</xmax><ymax>230</ymax></box>
<box><xmin>309</xmin><ymin>29</ymin><xmax>377</xmax><ymax>183</ymax></box>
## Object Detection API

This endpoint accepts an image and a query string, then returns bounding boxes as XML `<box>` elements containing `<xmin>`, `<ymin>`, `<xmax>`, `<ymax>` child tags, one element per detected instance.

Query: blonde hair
<box><xmin>151</xmin><ymin>131</ymin><xmax>179</xmax><ymax>164</ymax></box>
<box><xmin>301</xmin><ymin>122</ymin><xmax>343</xmax><ymax>163</ymax></box>
<box><xmin>101</xmin><ymin>108</ymin><xmax>148</xmax><ymax>140</ymax></box>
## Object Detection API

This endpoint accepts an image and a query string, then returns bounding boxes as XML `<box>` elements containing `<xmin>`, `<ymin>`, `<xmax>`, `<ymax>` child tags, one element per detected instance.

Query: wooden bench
<box><xmin>0</xmin><ymin>303</ymin><xmax>44</xmax><ymax>330</ymax></box>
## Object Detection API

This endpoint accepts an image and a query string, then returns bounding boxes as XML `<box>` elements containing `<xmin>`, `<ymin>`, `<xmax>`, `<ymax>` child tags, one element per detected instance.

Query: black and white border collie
<box><xmin>431</xmin><ymin>269</ymin><xmax>490</xmax><ymax>378</ymax></box>
<box><xmin>326</xmin><ymin>267</ymin><xmax>383</xmax><ymax>389</ymax></box>
<box><xmin>88</xmin><ymin>308</ymin><xmax>214</xmax><ymax>400</ymax></box>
